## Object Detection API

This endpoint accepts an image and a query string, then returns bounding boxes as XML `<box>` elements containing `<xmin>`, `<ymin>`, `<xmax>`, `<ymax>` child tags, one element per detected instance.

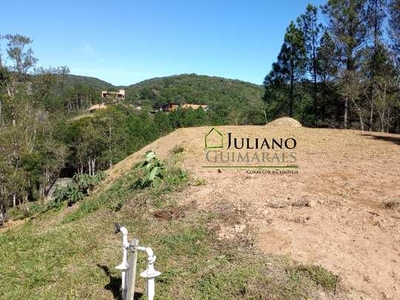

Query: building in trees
<box><xmin>101</xmin><ymin>89</ymin><xmax>125</xmax><ymax>102</ymax></box>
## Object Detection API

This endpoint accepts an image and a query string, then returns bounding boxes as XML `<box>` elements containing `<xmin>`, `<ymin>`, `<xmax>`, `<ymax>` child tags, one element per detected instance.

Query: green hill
<box><xmin>64</xmin><ymin>73</ymin><xmax>264</xmax><ymax>108</ymax></box>
<box><xmin>64</xmin><ymin>73</ymin><xmax>266</xmax><ymax>124</ymax></box>
<box><xmin>127</xmin><ymin>73</ymin><xmax>264</xmax><ymax>108</ymax></box>
<box><xmin>64</xmin><ymin>74</ymin><xmax>115</xmax><ymax>91</ymax></box>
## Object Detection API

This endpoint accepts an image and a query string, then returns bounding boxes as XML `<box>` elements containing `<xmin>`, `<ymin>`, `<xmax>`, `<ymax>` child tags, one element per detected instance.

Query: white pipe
<box><xmin>115</xmin><ymin>227</ymin><xmax>129</xmax><ymax>293</ymax></box>
<box><xmin>146</xmin><ymin>276</ymin><xmax>156</xmax><ymax>300</ymax></box>
<box><xmin>115</xmin><ymin>226</ymin><xmax>161</xmax><ymax>300</ymax></box>
<box><xmin>139</xmin><ymin>247</ymin><xmax>161</xmax><ymax>300</ymax></box>
<box><xmin>137</xmin><ymin>246</ymin><xmax>153</xmax><ymax>257</ymax></box>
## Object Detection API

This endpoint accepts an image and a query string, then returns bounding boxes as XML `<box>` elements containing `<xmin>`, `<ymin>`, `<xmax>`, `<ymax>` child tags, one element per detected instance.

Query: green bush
<box><xmin>49</xmin><ymin>172</ymin><xmax>106</xmax><ymax>209</ymax></box>
<box><xmin>133</xmin><ymin>151</ymin><xmax>165</xmax><ymax>189</ymax></box>
<box><xmin>132</xmin><ymin>151</ymin><xmax>188</xmax><ymax>193</ymax></box>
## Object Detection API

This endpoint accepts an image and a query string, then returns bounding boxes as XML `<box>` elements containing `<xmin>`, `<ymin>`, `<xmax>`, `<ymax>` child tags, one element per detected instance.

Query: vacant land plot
<box><xmin>107</xmin><ymin>124</ymin><xmax>400</xmax><ymax>299</ymax></box>
<box><xmin>1</xmin><ymin>124</ymin><xmax>399</xmax><ymax>299</ymax></box>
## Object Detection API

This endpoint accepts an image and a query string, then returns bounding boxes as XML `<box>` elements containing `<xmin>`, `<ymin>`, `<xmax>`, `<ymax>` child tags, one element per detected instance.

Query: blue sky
<box><xmin>1</xmin><ymin>0</ymin><xmax>326</xmax><ymax>86</ymax></box>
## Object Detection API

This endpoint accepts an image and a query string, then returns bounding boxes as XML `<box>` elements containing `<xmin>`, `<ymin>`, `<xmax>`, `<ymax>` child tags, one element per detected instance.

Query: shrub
<box><xmin>133</xmin><ymin>151</ymin><xmax>165</xmax><ymax>189</ymax></box>
<box><xmin>132</xmin><ymin>151</ymin><xmax>188</xmax><ymax>193</ymax></box>
<box><xmin>48</xmin><ymin>172</ymin><xmax>106</xmax><ymax>209</ymax></box>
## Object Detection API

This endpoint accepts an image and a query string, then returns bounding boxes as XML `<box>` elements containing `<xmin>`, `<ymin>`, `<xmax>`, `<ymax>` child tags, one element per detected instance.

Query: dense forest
<box><xmin>127</xmin><ymin>74</ymin><xmax>265</xmax><ymax>124</ymax></box>
<box><xmin>264</xmin><ymin>0</ymin><xmax>400</xmax><ymax>131</ymax></box>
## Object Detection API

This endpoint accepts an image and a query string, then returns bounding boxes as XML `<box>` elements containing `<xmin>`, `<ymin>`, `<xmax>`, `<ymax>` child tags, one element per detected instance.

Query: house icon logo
<box><xmin>205</xmin><ymin>128</ymin><xmax>224</xmax><ymax>149</ymax></box>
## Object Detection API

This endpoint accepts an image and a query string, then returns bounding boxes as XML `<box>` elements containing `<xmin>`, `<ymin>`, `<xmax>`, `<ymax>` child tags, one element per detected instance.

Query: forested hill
<box><xmin>64</xmin><ymin>73</ymin><xmax>264</xmax><ymax>109</ymax></box>
<box><xmin>63</xmin><ymin>73</ymin><xmax>266</xmax><ymax>124</ymax></box>
<box><xmin>64</xmin><ymin>74</ymin><xmax>115</xmax><ymax>90</ymax></box>
<box><xmin>126</xmin><ymin>73</ymin><xmax>264</xmax><ymax>108</ymax></box>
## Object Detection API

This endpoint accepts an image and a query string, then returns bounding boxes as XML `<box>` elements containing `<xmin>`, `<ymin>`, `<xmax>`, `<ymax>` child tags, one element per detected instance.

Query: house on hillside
<box><xmin>152</xmin><ymin>102</ymin><xmax>208</xmax><ymax>113</ymax></box>
<box><xmin>181</xmin><ymin>103</ymin><xmax>209</xmax><ymax>111</ymax></box>
<box><xmin>153</xmin><ymin>103</ymin><xmax>180</xmax><ymax>113</ymax></box>
<box><xmin>101</xmin><ymin>89</ymin><xmax>125</xmax><ymax>102</ymax></box>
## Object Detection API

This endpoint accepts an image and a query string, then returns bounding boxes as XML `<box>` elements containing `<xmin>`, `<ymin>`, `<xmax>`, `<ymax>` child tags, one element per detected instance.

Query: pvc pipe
<box><xmin>139</xmin><ymin>247</ymin><xmax>161</xmax><ymax>300</ymax></box>
<box><xmin>114</xmin><ymin>226</ymin><xmax>161</xmax><ymax>300</ymax></box>
<box><xmin>115</xmin><ymin>227</ymin><xmax>129</xmax><ymax>293</ymax></box>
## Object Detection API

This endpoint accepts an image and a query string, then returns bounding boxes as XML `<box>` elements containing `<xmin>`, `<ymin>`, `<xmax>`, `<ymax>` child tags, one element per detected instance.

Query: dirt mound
<box><xmin>266</xmin><ymin>117</ymin><xmax>302</xmax><ymax>128</ymax></box>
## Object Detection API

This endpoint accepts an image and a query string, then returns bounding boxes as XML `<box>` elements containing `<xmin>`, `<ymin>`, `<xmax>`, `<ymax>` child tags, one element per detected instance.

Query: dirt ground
<box><xmin>108</xmin><ymin>124</ymin><xmax>400</xmax><ymax>299</ymax></box>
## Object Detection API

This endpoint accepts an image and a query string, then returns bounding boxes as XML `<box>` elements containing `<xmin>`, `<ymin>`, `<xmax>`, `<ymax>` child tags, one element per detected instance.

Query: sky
<box><xmin>1</xmin><ymin>0</ymin><xmax>326</xmax><ymax>86</ymax></box>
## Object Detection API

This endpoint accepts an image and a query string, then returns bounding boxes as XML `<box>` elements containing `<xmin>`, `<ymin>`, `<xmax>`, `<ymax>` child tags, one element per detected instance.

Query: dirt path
<box><xmin>110</xmin><ymin>125</ymin><xmax>400</xmax><ymax>299</ymax></box>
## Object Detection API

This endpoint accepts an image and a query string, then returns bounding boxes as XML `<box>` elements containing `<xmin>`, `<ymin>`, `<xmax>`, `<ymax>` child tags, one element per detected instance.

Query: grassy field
<box><xmin>0</xmin><ymin>151</ymin><xmax>342</xmax><ymax>299</ymax></box>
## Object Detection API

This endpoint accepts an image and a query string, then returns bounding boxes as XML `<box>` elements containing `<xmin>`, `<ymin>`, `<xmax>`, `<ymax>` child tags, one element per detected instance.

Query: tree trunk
<box><xmin>344</xmin><ymin>97</ymin><xmax>348</xmax><ymax>129</ymax></box>
<box><xmin>289</xmin><ymin>66</ymin><xmax>294</xmax><ymax>117</ymax></box>
<box><xmin>88</xmin><ymin>158</ymin><xmax>91</xmax><ymax>176</ymax></box>
<box><xmin>313</xmin><ymin>47</ymin><xmax>318</xmax><ymax>126</ymax></box>
<box><xmin>352</xmin><ymin>97</ymin><xmax>364</xmax><ymax>131</ymax></box>
<box><xmin>380</xmin><ymin>113</ymin><xmax>385</xmax><ymax>132</ymax></box>
<box><xmin>313</xmin><ymin>70</ymin><xmax>318</xmax><ymax>126</ymax></box>
<box><xmin>369</xmin><ymin>100</ymin><xmax>374</xmax><ymax>132</ymax></box>
<box><xmin>359</xmin><ymin>112</ymin><xmax>365</xmax><ymax>131</ymax></box>
<box><xmin>91</xmin><ymin>159</ymin><xmax>95</xmax><ymax>176</ymax></box>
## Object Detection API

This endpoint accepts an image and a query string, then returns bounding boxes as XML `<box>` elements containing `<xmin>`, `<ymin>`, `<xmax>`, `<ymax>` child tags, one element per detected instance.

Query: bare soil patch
<box><xmin>108</xmin><ymin>125</ymin><xmax>400</xmax><ymax>299</ymax></box>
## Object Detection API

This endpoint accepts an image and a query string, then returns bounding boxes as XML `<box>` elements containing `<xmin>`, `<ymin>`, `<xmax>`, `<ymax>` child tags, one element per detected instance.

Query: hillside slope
<box><xmin>63</xmin><ymin>73</ymin><xmax>265</xmax><ymax>123</ymax></box>
<box><xmin>2</xmin><ymin>124</ymin><xmax>399</xmax><ymax>299</ymax></box>
<box><xmin>126</xmin><ymin>73</ymin><xmax>264</xmax><ymax>109</ymax></box>
<box><xmin>106</xmin><ymin>125</ymin><xmax>400</xmax><ymax>299</ymax></box>
<box><xmin>64</xmin><ymin>74</ymin><xmax>115</xmax><ymax>90</ymax></box>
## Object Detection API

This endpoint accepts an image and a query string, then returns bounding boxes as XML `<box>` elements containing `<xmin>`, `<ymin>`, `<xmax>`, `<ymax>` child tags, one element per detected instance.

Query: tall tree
<box><xmin>264</xmin><ymin>21</ymin><xmax>306</xmax><ymax>117</ymax></box>
<box><xmin>388</xmin><ymin>0</ymin><xmax>400</xmax><ymax>65</ymax></box>
<box><xmin>3</xmin><ymin>34</ymin><xmax>37</xmax><ymax>99</ymax></box>
<box><xmin>322</xmin><ymin>0</ymin><xmax>367</xmax><ymax>128</ymax></box>
<box><xmin>365</xmin><ymin>0</ymin><xmax>387</xmax><ymax>130</ymax></box>
<box><xmin>316</xmin><ymin>30</ymin><xmax>338</xmax><ymax>122</ymax></box>
<box><xmin>388</xmin><ymin>0</ymin><xmax>400</xmax><ymax>132</ymax></box>
<box><xmin>371</xmin><ymin>44</ymin><xmax>398</xmax><ymax>132</ymax></box>
<box><xmin>297</xmin><ymin>4</ymin><xmax>321</xmax><ymax>125</ymax></box>
<box><xmin>0</xmin><ymin>34</ymin><xmax>70</xmax><ymax>208</ymax></box>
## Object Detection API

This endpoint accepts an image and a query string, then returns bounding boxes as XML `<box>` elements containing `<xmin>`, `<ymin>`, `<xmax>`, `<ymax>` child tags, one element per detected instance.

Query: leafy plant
<box><xmin>48</xmin><ymin>172</ymin><xmax>107</xmax><ymax>209</ymax></box>
<box><xmin>73</xmin><ymin>172</ymin><xmax>107</xmax><ymax>194</ymax></box>
<box><xmin>133</xmin><ymin>151</ymin><xmax>165</xmax><ymax>189</ymax></box>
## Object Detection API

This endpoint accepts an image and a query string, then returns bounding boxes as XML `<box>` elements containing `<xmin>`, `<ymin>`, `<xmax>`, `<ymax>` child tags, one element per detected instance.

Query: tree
<box><xmin>297</xmin><ymin>4</ymin><xmax>321</xmax><ymax>124</ymax></box>
<box><xmin>388</xmin><ymin>0</ymin><xmax>400</xmax><ymax>132</ymax></box>
<box><xmin>364</xmin><ymin>0</ymin><xmax>388</xmax><ymax>130</ymax></box>
<box><xmin>31</xmin><ymin>66</ymin><xmax>69</xmax><ymax>112</ymax></box>
<box><xmin>322</xmin><ymin>0</ymin><xmax>367</xmax><ymax>128</ymax></box>
<box><xmin>154</xmin><ymin>111</ymin><xmax>173</xmax><ymax>135</ymax></box>
<box><xmin>264</xmin><ymin>21</ymin><xmax>306</xmax><ymax>117</ymax></box>
<box><xmin>0</xmin><ymin>34</ymin><xmax>71</xmax><ymax>209</ymax></box>
<box><xmin>369</xmin><ymin>43</ymin><xmax>398</xmax><ymax>131</ymax></box>
<box><xmin>388</xmin><ymin>0</ymin><xmax>400</xmax><ymax>65</ymax></box>
<box><xmin>316</xmin><ymin>31</ymin><xmax>338</xmax><ymax>122</ymax></box>
<box><xmin>3</xmin><ymin>34</ymin><xmax>37</xmax><ymax>99</ymax></box>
